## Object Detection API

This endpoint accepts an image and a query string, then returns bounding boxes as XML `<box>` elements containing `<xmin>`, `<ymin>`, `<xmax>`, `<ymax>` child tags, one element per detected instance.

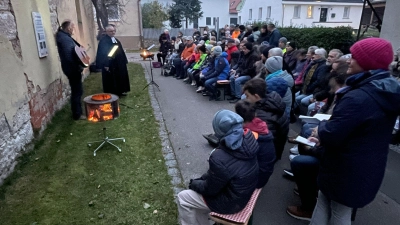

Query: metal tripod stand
<box><xmin>87</xmin><ymin>127</ymin><xmax>125</xmax><ymax>156</ymax></box>
<box><xmin>143</xmin><ymin>60</ymin><xmax>160</xmax><ymax>91</ymax></box>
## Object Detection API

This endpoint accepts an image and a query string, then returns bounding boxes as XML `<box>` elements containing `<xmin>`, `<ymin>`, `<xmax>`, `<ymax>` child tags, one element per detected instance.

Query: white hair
<box><xmin>268</xmin><ymin>47</ymin><xmax>283</xmax><ymax>57</ymax></box>
<box><xmin>329</xmin><ymin>49</ymin><xmax>343</xmax><ymax>58</ymax></box>
<box><xmin>315</xmin><ymin>48</ymin><xmax>327</xmax><ymax>59</ymax></box>
<box><xmin>308</xmin><ymin>46</ymin><xmax>319</xmax><ymax>54</ymax></box>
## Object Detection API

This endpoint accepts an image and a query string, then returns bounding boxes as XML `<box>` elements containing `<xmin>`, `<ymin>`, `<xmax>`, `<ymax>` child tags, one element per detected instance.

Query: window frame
<box><xmin>293</xmin><ymin>5</ymin><xmax>301</xmax><ymax>19</ymax></box>
<box><xmin>267</xmin><ymin>6</ymin><xmax>271</xmax><ymax>19</ymax></box>
<box><xmin>107</xmin><ymin>4</ymin><xmax>121</xmax><ymax>22</ymax></box>
<box><xmin>206</xmin><ymin>17</ymin><xmax>211</xmax><ymax>26</ymax></box>
<box><xmin>343</xmin><ymin>6</ymin><xmax>350</xmax><ymax>19</ymax></box>
<box><xmin>258</xmin><ymin>7</ymin><xmax>263</xmax><ymax>20</ymax></box>
<box><xmin>306</xmin><ymin>5</ymin><xmax>314</xmax><ymax>19</ymax></box>
<box><xmin>249</xmin><ymin>9</ymin><xmax>252</xmax><ymax>20</ymax></box>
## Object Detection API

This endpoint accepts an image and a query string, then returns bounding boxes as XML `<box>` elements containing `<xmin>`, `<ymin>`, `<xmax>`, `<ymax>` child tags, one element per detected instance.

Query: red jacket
<box><xmin>227</xmin><ymin>45</ymin><xmax>238</xmax><ymax>62</ymax></box>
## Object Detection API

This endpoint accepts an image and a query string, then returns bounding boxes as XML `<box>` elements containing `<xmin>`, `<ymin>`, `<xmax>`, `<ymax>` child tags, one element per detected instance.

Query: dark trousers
<box><xmin>157</xmin><ymin>53</ymin><xmax>167</xmax><ymax>64</ymax></box>
<box><xmin>291</xmin><ymin>155</ymin><xmax>320</xmax><ymax>210</ymax></box>
<box><xmin>177</xmin><ymin>60</ymin><xmax>187</xmax><ymax>78</ymax></box>
<box><xmin>68</xmin><ymin>75</ymin><xmax>83</xmax><ymax>120</ymax></box>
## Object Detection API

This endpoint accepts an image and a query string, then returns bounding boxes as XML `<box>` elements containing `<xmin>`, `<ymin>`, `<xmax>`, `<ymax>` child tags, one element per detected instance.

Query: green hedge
<box><xmin>280</xmin><ymin>26</ymin><xmax>354</xmax><ymax>53</ymax></box>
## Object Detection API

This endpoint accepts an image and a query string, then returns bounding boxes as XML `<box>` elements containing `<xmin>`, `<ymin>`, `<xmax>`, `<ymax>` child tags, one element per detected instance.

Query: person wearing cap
<box><xmin>158</xmin><ymin>29</ymin><xmax>170</xmax><ymax>44</ymax></box>
<box><xmin>267</xmin><ymin>23</ymin><xmax>282</xmax><ymax>48</ymax></box>
<box><xmin>307</xmin><ymin>38</ymin><xmax>400</xmax><ymax>224</ymax></box>
<box><xmin>265</xmin><ymin>56</ymin><xmax>294</xmax><ymax>116</ymax></box>
<box><xmin>177</xmin><ymin>110</ymin><xmax>259</xmax><ymax>225</ymax></box>
<box><xmin>284</xmin><ymin>41</ymin><xmax>297</xmax><ymax>72</ymax></box>
<box><xmin>226</xmin><ymin>38</ymin><xmax>238</xmax><ymax>63</ymax></box>
<box><xmin>200</xmin><ymin>46</ymin><xmax>230</xmax><ymax>101</ymax></box>
<box><xmin>278</xmin><ymin>37</ymin><xmax>288</xmax><ymax>54</ymax></box>
<box><xmin>228</xmin><ymin>42</ymin><xmax>260</xmax><ymax>103</ymax></box>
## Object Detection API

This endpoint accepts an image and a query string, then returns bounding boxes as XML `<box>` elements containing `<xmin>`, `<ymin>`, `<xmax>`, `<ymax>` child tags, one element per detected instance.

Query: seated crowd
<box><xmin>156</xmin><ymin>25</ymin><xmax>400</xmax><ymax>225</ymax></box>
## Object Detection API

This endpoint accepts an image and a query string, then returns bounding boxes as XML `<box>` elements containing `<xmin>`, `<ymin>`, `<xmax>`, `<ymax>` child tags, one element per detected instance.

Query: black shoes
<box><xmin>229</xmin><ymin>98</ymin><xmax>240</xmax><ymax>104</ymax></box>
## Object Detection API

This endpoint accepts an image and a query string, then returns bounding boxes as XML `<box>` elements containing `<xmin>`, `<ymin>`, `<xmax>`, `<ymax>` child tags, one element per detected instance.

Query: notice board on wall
<box><xmin>32</xmin><ymin>12</ymin><xmax>48</xmax><ymax>58</ymax></box>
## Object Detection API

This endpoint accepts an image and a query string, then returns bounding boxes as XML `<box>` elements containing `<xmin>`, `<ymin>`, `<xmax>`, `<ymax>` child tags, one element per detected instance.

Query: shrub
<box><xmin>280</xmin><ymin>26</ymin><xmax>354</xmax><ymax>54</ymax></box>
<box><xmin>244</xmin><ymin>21</ymin><xmax>355</xmax><ymax>54</ymax></box>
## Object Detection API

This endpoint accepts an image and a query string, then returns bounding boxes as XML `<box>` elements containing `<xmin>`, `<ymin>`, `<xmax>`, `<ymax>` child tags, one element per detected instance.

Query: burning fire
<box><xmin>87</xmin><ymin>103</ymin><xmax>114</xmax><ymax>122</ymax></box>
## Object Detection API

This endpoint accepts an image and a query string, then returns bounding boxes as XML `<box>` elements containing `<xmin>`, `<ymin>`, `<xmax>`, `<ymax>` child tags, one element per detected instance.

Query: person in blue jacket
<box><xmin>200</xmin><ymin>46</ymin><xmax>230</xmax><ymax>101</ymax></box>
<box><xmin>308</xmin><ymin>38</ymin><xmax>400</xmax><ymax>224</ymax></box>
<box><xmin>177</xmin><ymin>110</ymin><xmax>259</xmax><ymax>225</ymax></box>
<box><xmin>267</xmin><ymin>23</ymin><xmax>282</xmax><ymax>48</ymax></box>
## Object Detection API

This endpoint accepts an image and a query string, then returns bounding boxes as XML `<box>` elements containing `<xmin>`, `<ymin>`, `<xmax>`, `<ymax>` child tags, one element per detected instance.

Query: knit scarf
<box><xmin>265</xmin><ymin>70</ymin><xmax>283</xmax><ymax>81</ymax></box>
<box><xmin>302</xmin><ymin>64</ymin><xmax>317</xmax><ymax>93</ymax></box>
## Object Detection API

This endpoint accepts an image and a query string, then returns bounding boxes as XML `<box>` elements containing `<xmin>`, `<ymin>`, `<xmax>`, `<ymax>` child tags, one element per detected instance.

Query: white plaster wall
<box><xmin>380</xmin><ymin>0</ymin><xmax>400</xmax><ymax>52</ymax></box>
<box><xmin>282</xmin><ymin>2</ymin><xmax>362</xmax><ymax>28</ymax></box>
<box><xmin>238</xmin><ymin>0</ymin><xmax>283</xmax><ymax>25</ymax></box>
<box><xmin>198</xmin><ymin>0</ymin><xmax>234</xmax><ymax>29</ymax></box>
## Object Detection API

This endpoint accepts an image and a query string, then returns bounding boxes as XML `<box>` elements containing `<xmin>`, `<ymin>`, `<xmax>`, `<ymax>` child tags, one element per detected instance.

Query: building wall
<box><xmin>282</xmin><ymin>3</ymin><xmax>362</xmax><ymax>29</ymax></box>
<box><xmin>198</xmin><ymin>0</ymin><xmax>237</xmax><ymax>29</ymax></box>
<box><xmin>238</xmin><ymin>0</ymin><xmax>283</xmax><ymax>25</ymax></box>
<box><xmin>111</xmin><ymin>0</ymin><xmax>142</xmax><ymax>49</ymax></box>
<box><xmin>380</xmin><ymin>0</ymin><xmax>400</xmax><ymax>52</ymax></box>
<box><xmin>0</xmin><ymin>0</ymin><xmax>97</xmax><ymax>184</ymax></box>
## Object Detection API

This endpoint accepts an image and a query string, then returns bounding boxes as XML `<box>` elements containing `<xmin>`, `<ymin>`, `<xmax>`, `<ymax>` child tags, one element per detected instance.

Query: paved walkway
<box><xmin>127</xmin><ymin>53</ymin><xmax>400</xmax><ymax>225</ymax></box>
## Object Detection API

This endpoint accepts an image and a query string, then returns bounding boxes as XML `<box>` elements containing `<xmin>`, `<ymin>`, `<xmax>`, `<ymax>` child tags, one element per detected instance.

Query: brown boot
<box><xmin>286</xmin><ymin>206</ymin><xmax>313</xmax><ymax>221</ymax></box>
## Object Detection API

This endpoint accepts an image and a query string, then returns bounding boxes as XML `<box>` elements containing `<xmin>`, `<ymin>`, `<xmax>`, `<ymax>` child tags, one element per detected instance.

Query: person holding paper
<box><xmin>308</xmin><ymin>38</ymin><xmax>400</xmax><ymax>225</ymax></box>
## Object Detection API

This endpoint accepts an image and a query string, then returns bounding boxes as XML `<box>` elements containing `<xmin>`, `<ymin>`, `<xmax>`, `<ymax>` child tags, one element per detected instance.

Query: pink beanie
<box><xmin>350</xmin><ymin>38</ymin><xmax>393</xmax><ymax>71</ymax></box>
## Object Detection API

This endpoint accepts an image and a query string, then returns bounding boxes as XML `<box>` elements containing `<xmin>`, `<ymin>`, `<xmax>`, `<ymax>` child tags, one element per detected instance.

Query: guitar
<box><xmin>75</xmin><ymin>45</ymin><xmax>91</xmax><ymax>67</ymax></box>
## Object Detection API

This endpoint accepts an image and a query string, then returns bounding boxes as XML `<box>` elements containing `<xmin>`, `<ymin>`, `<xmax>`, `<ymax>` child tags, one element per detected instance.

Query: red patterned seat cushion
<box><xmin>209</xmin><ymin>188</ymin><xmax>262</xmax><ymax>223</ymax></box>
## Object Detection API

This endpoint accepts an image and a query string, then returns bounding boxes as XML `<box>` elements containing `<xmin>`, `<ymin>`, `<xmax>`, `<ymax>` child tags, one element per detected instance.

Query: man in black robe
<box><xmin>96</xmin><ymin>25</ymin><xmax>130</xmax><ymax>96</ymax></box>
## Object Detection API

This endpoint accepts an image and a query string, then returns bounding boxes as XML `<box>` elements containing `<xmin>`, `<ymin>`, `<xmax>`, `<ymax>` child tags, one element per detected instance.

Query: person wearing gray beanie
<box><xmin>212</xmin><ymin>46</ymin><xmax>223</xmax><ymax>56</ymax></box>
<box><xmin>205</xmin><ymin>44</ymin><xmax>213</xmax><ymax>54</ymax></box>
<box><xmin>177</xmin><ymin>109</ymin><xmax>259</xmax><ymax>224</ymax></box>
<box><xmin>265</xmin><ymin>56</ymin><xmax>283</xmax><ymax>73</ymax></box>
<box><xmin>279</xmin><ymin>37</ymin><xmax>288</xmax><ymax>54</ymax></box>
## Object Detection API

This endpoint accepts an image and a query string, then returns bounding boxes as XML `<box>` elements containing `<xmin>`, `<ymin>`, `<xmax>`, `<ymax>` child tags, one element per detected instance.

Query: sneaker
<box><xmin>289</xmin><ymin>154</ymin><xmax>299</xmax><ymax>161</ymax></box>
<box><xmin>191</xmin><ymin>81</ymin><xmax>196</xmax><ymax>86</ymax></box>
<box><xmin>286</xmin><ymin>206</ymin><xmax>312</xmax><ymax>221</ymax></box>
<box><xmin>283</xmin><ymin>169</ymin><xmax>294</xmax><ymax>177</ymax></box>
<box><xmin>196</xmin><ymin>86</ymin><xmax>203</xmax><ymax>93</ymax></box>
<box><xmin>202</xmin><ymin>91</ymin><xmax>212</xmax><ymax>96</ymax></box>
<box><xmin>183</xmin><ymin>78</ymin><xmax>189</xmax><ymax>82</ymax></box>
<box><xmin>290</xmin><ymin>145</ymin><xmax>299</xmax><ymax>155</ymax></box>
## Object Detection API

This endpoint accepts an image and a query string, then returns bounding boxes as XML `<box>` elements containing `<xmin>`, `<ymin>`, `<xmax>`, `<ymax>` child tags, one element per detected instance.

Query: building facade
<box><xmin>0</xmin><ymin>0</ymin><xmax>98</xmax><ymax>184</ymax></box>
<box><xmin>238</xmin><ymin>0</ymin><xmax>363</xmax><ymax>29</ymax></box>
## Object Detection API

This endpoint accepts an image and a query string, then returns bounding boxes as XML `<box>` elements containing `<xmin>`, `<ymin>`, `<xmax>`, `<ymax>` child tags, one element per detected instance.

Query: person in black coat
<box><xmin>96</xmin><ymin>25</ymin><xmax>130</xmax><ymax>96</ymax></box>
<box><xmin>177</xmin><ymin>110</ymin><xmax>259</xmax><ymax>225</ymax></box>
<box><xmin>267</xmin><ymin>24</ymin><xmax>282</xmax><ymax>48</ymax></box>
<box><xmin>243</xmin><ymin>78</ymin><xmax>289</xmax><ymax>160</ymax></box>
<box><xmin>309</xmin><ymin>38</ymin><xmax>400</xmax><ymax>224</ymax></box>
<box><xmin>157</xmin><ymin>36</ymin><xmax>171</xmax><ymax>64</ymax></box>
<box><xmin>256</xmin><ymin>25</ymin><xmax>270</xmax><ymax>45</ymax></box>
<box><xmin>55</xmin><ymin>20</ymin><xmax>85</xmax><ymax>120</ymax></box>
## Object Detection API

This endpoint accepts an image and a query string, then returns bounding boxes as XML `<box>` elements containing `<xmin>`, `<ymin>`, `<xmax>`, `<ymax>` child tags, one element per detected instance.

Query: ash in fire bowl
<box><xmin>83</xmin><ymin>93</ymin><xmax>120</xmax><ymax>122</ymax></box>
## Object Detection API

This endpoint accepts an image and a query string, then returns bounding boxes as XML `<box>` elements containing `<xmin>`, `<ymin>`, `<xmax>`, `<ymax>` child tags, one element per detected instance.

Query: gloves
<box><xmin>189</xmin><ymin>179</ymin><xmax>202</xmax><ymax>191</ymax></box>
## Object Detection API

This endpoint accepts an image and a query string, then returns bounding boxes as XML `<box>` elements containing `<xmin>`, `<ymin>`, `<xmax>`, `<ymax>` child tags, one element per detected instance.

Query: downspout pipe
<box><xmin>138</xmin><ymin>0</ymin><xmax>144</xmax><ymax>48</ymax></box>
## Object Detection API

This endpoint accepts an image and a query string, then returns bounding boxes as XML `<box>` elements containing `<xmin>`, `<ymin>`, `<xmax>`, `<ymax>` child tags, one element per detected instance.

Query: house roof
<box><xmin>282</xmin><ymin>0</ymin><xmax>363</xmax><ymax>3</ymax></box>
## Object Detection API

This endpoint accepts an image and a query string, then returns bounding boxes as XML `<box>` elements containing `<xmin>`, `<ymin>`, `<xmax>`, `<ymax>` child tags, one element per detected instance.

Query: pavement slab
<box><xmin>127</xmin><ymin>53</ymin><xmax>400</xmax><ymax>225</ymax></box>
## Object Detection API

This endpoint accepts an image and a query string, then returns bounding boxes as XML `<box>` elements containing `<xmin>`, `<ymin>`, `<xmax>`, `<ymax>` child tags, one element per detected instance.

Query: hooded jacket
<box><xmin>190</xmin><ymin>129</ymin><xmax>259</xmax><ymax>214</ymax></box>
<box><xmin>255</xmin><ymin>92</ymin><xmax>289</xmax><ymax>160</ymax></box>
<box><xmin>244</xmin><ymin>118</ymin><xmax>276</xmax><ymax>188</ymax></box>
<box><xmin>204</xmin><ymin>52</ymin><xmax>230</xmax><ymax>80</ymax></box>
<box><xmin>318</xmin><ymin>70</ymin><xmax>400</xmax><ymax>208</ymax></box>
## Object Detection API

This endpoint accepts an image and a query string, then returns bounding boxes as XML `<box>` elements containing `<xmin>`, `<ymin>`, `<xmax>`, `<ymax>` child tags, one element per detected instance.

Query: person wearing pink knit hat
<box><xmin>308</xmin><ymin>38</ymin><xmax>400</xmax><ymax>225</ymax></box>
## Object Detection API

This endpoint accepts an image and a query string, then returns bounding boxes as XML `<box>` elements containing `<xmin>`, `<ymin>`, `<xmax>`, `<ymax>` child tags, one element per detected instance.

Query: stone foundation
<box><xmin>0</xmin><ymin>103</ymin><xmax>34</xmax><ymax>184</ymax></box>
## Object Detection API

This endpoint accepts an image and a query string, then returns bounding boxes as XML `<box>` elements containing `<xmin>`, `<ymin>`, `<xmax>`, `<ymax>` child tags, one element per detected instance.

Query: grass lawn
<box><xmin>0</xmin><ymin>63</ymin><xmax>178</xmax><ymax>225</ymax></box>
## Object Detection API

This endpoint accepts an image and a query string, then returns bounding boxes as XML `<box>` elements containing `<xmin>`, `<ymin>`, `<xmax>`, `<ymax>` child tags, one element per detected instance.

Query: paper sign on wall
<box><xmin>32</xmin><ymin>12</ymin><xmax>48</xmax><ymax>58</ymax></box>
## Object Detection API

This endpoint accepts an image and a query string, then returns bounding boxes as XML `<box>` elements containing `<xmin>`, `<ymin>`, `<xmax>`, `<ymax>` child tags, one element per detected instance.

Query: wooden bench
<box><xmin>216</xmin><ymin>80</ymin><xmax>231</xmax><ymax>100</ymax></box>
<box><xmin>209</xmin><ymin>188</ymin><xmax>262</xmax><ymax>225</ymax></box>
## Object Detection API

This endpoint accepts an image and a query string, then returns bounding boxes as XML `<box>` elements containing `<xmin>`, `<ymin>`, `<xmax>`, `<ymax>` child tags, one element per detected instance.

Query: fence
<box><xmin>143</xmin><ymin>28</ymin><xmax>197</xmax><ymax>39</ymax></box>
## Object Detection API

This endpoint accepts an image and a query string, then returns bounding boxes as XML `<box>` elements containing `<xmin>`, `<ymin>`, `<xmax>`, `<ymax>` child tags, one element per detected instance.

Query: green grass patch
<box><xmin>0</xmin><ymin>63</ymin><xmax>177</xmax><ymax>225</ymax></box>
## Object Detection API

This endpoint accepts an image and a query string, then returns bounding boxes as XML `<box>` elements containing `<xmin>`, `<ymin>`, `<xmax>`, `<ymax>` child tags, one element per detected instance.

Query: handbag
<box><xmin>152</xmin><ymin>62</ymin><xmax>162</xmax><ymax>68</ymax></box>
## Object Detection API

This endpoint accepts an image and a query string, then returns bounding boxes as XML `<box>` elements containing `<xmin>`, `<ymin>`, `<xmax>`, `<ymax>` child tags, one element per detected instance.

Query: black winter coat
<box><xmin>255</xmin><ymin>92</ymin><xmax>289</xmax><ymax>159</ymax></box>
<box><xmin>237</xmin><ymin>50</ymin><xmax>260</xmax><ymax>78</ymax></box>
<box><xmin>313</xmin><ymin>66</ymin><xmax>332</xmax><ymax>101</ymax></box>
<box><xmin>159</xmin><ymin>41</ymin><xmax>171</xmax><ymax>55</ymax></box>
<box><xmin>302</xmin><ymin>59</ymin><xmax>328</xmax><ymax>95</ymax></box>
<box><xmin>190</xmin><ymin>130</ymin><xmax>259</xmax><ymax>214</ymax></box>
<box><xmin>256</xmin><ymin>133</ymin><xmax>276</xmax><ymax>188</ymax></box>
<box><xmin>318</xmin><ymin>70</ymin><xmax>400</xmax><ymax>208</ymax></box>
<box><xmin>55</xmin><ymin>30</ymin><xmax>84</xmax><ymax>78</ymax></box>
<box><xmin>256</xmin><ymin>32</ymin><xmax>270</xmax><ymax>45</ymax></box>
<box><xmin>268</xmin><ymin>29</ymin><xmax>282</xmax><ymax>47</ymax></box>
